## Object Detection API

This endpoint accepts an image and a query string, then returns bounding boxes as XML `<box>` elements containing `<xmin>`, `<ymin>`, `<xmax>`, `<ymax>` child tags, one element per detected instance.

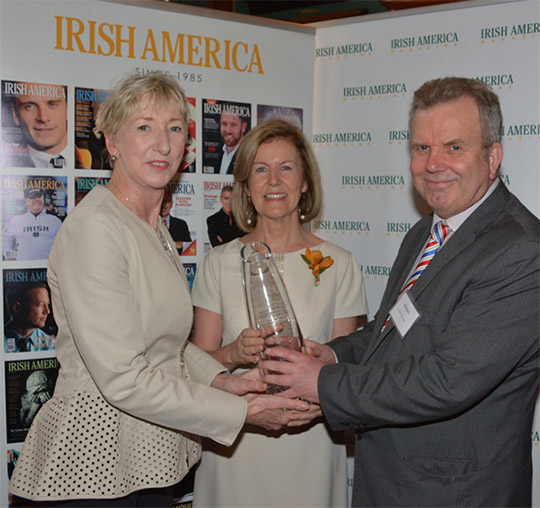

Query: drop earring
<box><xmin>246</xmin><ymin>196</ymin><xmax>253</xmax><ymax>225</ymax></box>
<box><xmin>298</xmin><ymin>193</ymin><xmax>306</xmax><ymax>221</ymax></box>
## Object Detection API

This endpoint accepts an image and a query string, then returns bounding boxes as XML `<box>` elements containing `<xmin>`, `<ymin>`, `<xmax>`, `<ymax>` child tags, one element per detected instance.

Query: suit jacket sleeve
<box><xmin>328</xmin><ymin>320</ymin><xmax>376</xmax><ymax>364</ymax></box>
<box><xmin>207</xmin><ymin>213</ymin><xmax>221</xmax><ymax>247</ymax></box>
<box><xmin>319</xmin><ymin>195</ymin><xmax>539</xmax><ymax>431</ymax></box>
<box><xmin>169</xmin><ymin>216</ymin><xmax>191</xmax><ymax>242</ymax></box>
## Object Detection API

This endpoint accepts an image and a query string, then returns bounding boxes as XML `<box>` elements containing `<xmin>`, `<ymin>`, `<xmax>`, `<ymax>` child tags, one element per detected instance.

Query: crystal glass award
<box><xmin>241</xmin><ymin>241</ymin><xmax>303</xmax><ymax>394</ymax></box>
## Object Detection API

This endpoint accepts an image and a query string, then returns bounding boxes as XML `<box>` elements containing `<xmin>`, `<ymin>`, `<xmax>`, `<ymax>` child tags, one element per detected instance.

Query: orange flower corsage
<box><xmin>301</xmin><ymin>247</ymin><xmax>334</xmax><ymax>286</ymax></box>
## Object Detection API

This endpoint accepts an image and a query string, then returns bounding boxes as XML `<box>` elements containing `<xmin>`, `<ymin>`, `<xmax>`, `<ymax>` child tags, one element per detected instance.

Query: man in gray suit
<box><xmin>263</xmin><ymin>77</ymin><xmax>539</xmax><ymax>507</ymax></box>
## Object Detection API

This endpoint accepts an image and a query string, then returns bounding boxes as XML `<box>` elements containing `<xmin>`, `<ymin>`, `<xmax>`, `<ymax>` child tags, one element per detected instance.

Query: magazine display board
<box><xmin>0</xmin><ymin>0</ymin><xmax>315</xmax><ymax>503</ymax></box>
<box><xmin>311</xmin><ymin>0</ymin><xmax>539</xmax><ymax>503</ymax></box>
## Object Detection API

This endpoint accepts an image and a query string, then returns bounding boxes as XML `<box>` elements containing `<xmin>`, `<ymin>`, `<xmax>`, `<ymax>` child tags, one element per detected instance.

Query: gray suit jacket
<box><xmin>320</xmin><ymin>182</ymin><xmax>540</xmax><ymax>507</ymax></box>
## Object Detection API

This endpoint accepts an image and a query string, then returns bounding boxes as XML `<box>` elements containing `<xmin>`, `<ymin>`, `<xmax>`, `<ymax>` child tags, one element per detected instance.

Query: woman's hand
<box><xmin>192</xmin><ymin>307</ymin><xmax>265</xmax><ymax>372</ymax></box>
<box><xmin>211</xmin><ymin>367</ymin><xmax>266</xmax><ymax>396</ymax></box>
<box><xmin>288</xmin><ymin>401</ymin><xmax>323</xmax><ymax>427</ymax></box>
<box><xmin>243</xmin><ymin>393</ymin><xmax>310</xmax><ymax>431</ymax></box>
<box><xmin>229</xmin><ymin>328</ymin><xmax>265</xmax><ymax>367</ymax></box>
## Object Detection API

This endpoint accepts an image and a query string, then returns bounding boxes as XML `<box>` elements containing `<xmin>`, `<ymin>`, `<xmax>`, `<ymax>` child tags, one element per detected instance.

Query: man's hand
<box><xmin>211</xmin><ymin>368</ymin><xmax>266</xmax><ymax>396</ymax></box>
<box><xmin>244</xmin><ymin>393</ymin><xmax>310</xmax><ymax>431</ymax></box>
<box><xmin>303</xmin><ymin>339</ymin><xmax>337</xmax><ymax>365</ymax></box>
<box><xmin>261</xmin><ymin>347</ymin><xmax>324</xmax><ymax>403</ymax></box>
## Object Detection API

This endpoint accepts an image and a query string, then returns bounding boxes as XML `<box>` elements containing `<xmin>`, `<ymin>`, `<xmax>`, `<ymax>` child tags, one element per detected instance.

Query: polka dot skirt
<box><xmin>9</xmin><ymin>391</ymin><xmax>201</xmax><ymax>501</ymax></box>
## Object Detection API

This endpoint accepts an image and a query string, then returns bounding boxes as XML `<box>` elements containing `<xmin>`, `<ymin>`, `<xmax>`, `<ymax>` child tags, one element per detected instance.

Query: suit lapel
<box><xmin>363</xmin><ymin>217</ymin><xmax>432</xmax><ymax>360</ymax></box>
<box><xmin>409</xmin><ymin>183</ymin><xmax>509</xmax><ymax>302</ymax></box>
<box><xmin>362</xmin><ymin>182</ymin><xmax>510</xmax><ymax>363</ymax></box>
<box><xmin>407</xmin><ymin>225</ymin><xmax>472</xmax><ymax>300</ymax></box>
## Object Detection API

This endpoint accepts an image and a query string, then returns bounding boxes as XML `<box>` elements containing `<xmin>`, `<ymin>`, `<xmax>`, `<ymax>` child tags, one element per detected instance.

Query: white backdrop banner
<box><xmin>312</xmin><ymin>0</ymin><xmax>539</xmax><ymax>505</ymax></box>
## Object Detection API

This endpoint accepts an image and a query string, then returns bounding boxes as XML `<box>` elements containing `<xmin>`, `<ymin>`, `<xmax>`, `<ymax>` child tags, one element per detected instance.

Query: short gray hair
<box><xmin>409</xmin><ymin>77</ymin><xmax>503</xmax><ymax>148</ymax></box>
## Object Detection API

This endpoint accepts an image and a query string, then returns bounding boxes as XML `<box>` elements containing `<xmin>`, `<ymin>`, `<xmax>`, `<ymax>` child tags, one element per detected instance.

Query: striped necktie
<box><xmin>400</xmin><ymin>220</ymin><xmax>450</xmax><ymax>294</ymax></box>
<box><xmin>381</xmin><ymin>220</ymin><xmax>450</xmax><ymax>332</ymax></box>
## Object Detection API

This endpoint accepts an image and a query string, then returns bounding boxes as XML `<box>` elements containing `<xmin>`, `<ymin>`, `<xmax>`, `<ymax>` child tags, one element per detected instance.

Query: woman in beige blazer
<box><xmin>9</xmin><ymin>71</ymin><xmax>309</xmax><ymax>507</ymax></box>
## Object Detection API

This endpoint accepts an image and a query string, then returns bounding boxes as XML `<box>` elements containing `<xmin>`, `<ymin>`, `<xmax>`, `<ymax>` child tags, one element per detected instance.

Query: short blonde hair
<box><xmin>95</xmin><ymin>71</ymin><xmax>190</xmax><ymax>142</ymax></box>
<box><xmin>232</xmin><ymin>120</ymin><xmax>322</xmax><ymax>232</ymax></box>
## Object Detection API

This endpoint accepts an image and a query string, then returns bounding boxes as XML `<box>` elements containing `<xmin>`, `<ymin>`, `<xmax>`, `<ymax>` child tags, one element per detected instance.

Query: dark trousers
<box><xmin>11</xmin><ymin>485</ymin><xmax>174</xmax><ymax>507</ymax></box>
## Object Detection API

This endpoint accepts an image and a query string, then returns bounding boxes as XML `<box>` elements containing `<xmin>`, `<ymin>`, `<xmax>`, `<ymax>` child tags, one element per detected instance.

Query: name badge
<box><xmin>389</xmin><ymin>291</ymin><xmax>420</xmax><ymax>339</ymax></box>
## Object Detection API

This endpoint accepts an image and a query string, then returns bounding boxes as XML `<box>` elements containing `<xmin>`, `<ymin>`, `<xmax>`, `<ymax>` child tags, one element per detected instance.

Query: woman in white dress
<box><xmin>192</xmin><ymin>120</ymin><xmax>368</xmax><ymax>507</ymax></box>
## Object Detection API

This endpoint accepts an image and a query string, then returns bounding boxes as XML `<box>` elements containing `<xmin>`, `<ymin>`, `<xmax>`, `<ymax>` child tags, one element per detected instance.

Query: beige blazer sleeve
<box><xmin>48</xmin><ymin>190</ymin><xmax>247</xmax><ymax>447</ymax></box>
<box><xmin>183</xmin><ymin>342</ymin><xmax>247</xmax><ymax>445</ymax></box>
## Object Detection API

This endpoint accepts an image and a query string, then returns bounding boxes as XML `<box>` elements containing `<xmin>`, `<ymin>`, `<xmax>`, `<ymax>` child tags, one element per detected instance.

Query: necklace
<box><xmin>107</xmin><ymin>182</ymin><xmax>157</xmax><ymax>226</ymax></box>
<box><xmin>108</xmin><ymin>183</ymin><xmax>183</xmax><ymax>275</ymax></box>
<box><xmin>157</xmin><ymin>223</ymin><xmax>184</xmax><ymax>276</ymax></box>
<box><xmin>108</xmin><ymin>182</ymin><xmax>131</xmax><ymax>204</ymax></box>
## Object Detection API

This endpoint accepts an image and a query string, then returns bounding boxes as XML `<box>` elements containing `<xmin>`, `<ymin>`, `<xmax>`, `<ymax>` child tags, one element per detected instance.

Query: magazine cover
<box><xmin>3</xmin><ymin>268</ymin><xmax>57</xmax><ymax>354</ymax></box>
<box><xmin>74</xmin><ymin>87</ymin><xmax>111</xmax><ymax>169</ymax></box>
<box><xmin>202</xmin><ymin>99</ymin><xmax>251</xmax><ymax>175</ymax></box>
<box><xmin>7</xmin><ymin>446</ymin><xmax>21</xmax><ymax>481</ymax></box>
<box><xmin>257</xmin><ymin>104</ymin><xmax>303</xmax><ymax>129</ymax></box>
<box><xmin>165</xmin><ymin>177</ymin><xmax>196</xmax><ymax>256</ymax></box>
<box><xmin>202</xmin><ymin>180</ymin><xmax>244</xmax><ymax>253</ymax></box>
<box><xmin>75</xmin><ymin>176</ymin><xmax>111</xmax><ymax>206</ymax></box>
<box><xmin>2</xmin><ymin>175</ymin><xmax>68</xmax><ymax>261</ymax></box>
<box><xmin>5</xmin><ymin>358</ymin><xmax>59</xmax><ymax>443</ymax></box>
<box><xmin>182</xmin><ymin>97</ymin><xmax>196</xmax><ymax>173</ymax></box>
<box><xmin>182</xmin><ymin>263</ymin><xmax>196</xmax><ymax>291</ymax></box>
<box><xmin>1</xmin><ymin>80</ymin><xmax>69</xmax><ymax>169</ymax></box>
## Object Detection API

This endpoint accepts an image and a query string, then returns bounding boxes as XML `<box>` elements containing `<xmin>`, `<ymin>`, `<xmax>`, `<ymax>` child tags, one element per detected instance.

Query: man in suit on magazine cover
<box><xmin>217</xmin><ymin>111</ymin><xmax>247</xmax><ymax>174</ymax></box>
<box><xmin>8</xmin><ymin>83</ymin><xmax>68</xmax><ymax>168</ymax></box>
<box><xmin>4</xmin><ymin>282</ymin><xmax>55</xmax><ymax>353</ymax></box>
<box><xmin>206</xmin><ymin>185</ymin><xmax>244</xmax><ymax>247</ymax></box>
<box><xmin>263</xmin><ymin>77</ymin><xmax>540</xmax><ymax>507</ymax></box>
<box><xmin>160</xmin><ymin>191</ymin><xmax>191</xmax><ymax>255</ymax></box>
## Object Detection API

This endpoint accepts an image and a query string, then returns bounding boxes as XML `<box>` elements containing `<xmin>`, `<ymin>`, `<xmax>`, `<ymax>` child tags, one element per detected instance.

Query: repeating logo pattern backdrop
<box><xmin>0</xmin><ymin>0</ymin><xmax>315</xmax><ymax>502</ymax></box>
<box><xmin>311</xmin><ymin>0</ymin><xmax>539</xmax><ymax>503</ymax></box>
